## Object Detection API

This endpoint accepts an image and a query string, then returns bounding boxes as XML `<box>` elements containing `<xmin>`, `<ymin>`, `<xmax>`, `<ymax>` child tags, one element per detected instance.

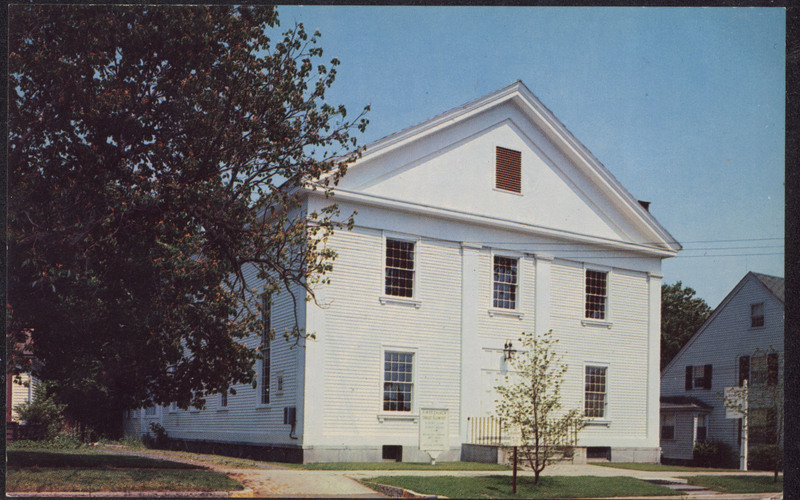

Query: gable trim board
<box><xmin>661</xmin><ymin>272</ymin><xmax>785</xmax><ymax>376</ymax></box>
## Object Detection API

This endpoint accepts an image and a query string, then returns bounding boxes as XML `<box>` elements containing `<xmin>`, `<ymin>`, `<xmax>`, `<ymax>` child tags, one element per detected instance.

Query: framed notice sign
<box><xmin>419</xmin><ymin>408</ymin><xmax>448</xmax><ymax>463</ymax></box>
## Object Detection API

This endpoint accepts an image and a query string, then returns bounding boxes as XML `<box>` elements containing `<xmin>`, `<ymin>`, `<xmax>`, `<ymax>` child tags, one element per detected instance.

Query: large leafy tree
<box><xmin>8</xmin><ymin>5</ymin><xmax>368</xmax><ymax>436</ymax></box>
<box><xmin>661</xmin><ymin>281</ymin><xmax>712</xmax><ymax>370</ymax></box>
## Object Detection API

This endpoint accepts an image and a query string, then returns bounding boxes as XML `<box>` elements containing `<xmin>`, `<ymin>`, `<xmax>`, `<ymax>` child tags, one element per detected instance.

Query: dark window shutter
<box><xmin>496</xmin><ymin>147</ymin><xmax>521</xmax><ymax>193</ymax></box>
<box><xmin>685</xmin><ymin>366</ymin><xmax>693</xmax><ymax>390</ymax></box>
<box><xmin>703</xmin><ymin>364</ymin><xmax>713</xmax><ymax>389</ymax></box>
<box><xmin>767</xmin><ymin>353</ymin><xmax>779</xmax><ymax>386</ymax></box>
<box><xmin>739</xmin><ymin>356</ymin><xmax>750</xmax><ymax>387</ymax></box>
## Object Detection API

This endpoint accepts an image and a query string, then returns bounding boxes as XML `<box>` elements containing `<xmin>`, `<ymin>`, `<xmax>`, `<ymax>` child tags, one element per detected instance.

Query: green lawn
<box><xmin>683</xmin><ymin>475</ymin><xmax>783</xmax><ymax>493</ymax></box>
<box><xmin>296</xmin><ymin>461</ymin><xmax>510</xmax><ymax>471</ymax></box>
<box><xmin>6</xmin><ymin>448</ymin><xmax>243</xmax><ymax>493</ymax></box>
<box><xmin>591</xmin><ymin>462</ymin><xmax>734</xmax><ymax>472</ymax></box>
<box><xmin>363</xmin><ymin>475</ymin><xmax>680</xmax><ymax>498</ymax></box>
<box><xmin>7</xmin><ymin>469</ymin><xmax>243</xmax><ymax>493</ymax></box>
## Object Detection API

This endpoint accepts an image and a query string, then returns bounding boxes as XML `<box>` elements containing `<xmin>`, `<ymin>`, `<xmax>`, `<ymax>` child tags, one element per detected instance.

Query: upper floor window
<box><xmin>685</xmin><ymin>364</ymin><xmax>712</xmax><ymax>390</ymax></box>
<box><xmin>584</xmin><ymin>365</ymin><xmax>607</xmax><ymax>418</ymax></box>
<box><xmin>385</xmin><ymin>239</ymin><xmax>415</xmax><ymax>297</ymax></box>
<box><xmin>585</xmin><ymin>270</ymin><xmax>607</xmax><ymax>320</ymax></box>
<box><xmin>739</xmin><ymin>353</ymin><xmax>779</xmax><ymax>387</ymax></box>
<box><xmin>383</xmin><ymin>351</ymin><xmax>414</xmax><ymax>412</ymax></box>
<box><xmin>493</xmin><ymin>256</ymin><xmax>518</xmax><ymax>309</ymax></box>
<box><xmin>495</xmin><ymin>146</ymin><xmax>521</xmax><ymax>193</ymax></box>
<box><xmin>751</xmin><ymin>302</ymin><xmax>765</xmax><ymax>328</ymax></box>
<box><xmin>219</xmin><ymin>392</ymin><xmax>228</xmax><ymax>408</ymax></box>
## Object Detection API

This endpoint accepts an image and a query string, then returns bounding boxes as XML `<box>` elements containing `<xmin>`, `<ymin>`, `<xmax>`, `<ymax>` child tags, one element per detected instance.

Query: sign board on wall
<box><xmin>419</xmin><ymin>408</ymin><xmax>448</xmax><ymax>463</ymax></box>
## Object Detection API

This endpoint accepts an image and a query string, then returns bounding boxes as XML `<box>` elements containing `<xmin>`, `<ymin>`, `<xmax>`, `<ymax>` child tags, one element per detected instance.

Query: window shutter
<box><xmin>685</xmin><ymin>366</ymin><xmax>693</xmax><ymax>391</ymax></box>
<box><xmin>703</xmin><ymin>364</ymin><xmax>713</xmax><ymax>389</ymax></box>
<box><xmin>767</xmin><ymin>353</ymin><xmax>779</xmax><ymax>386</ymax></box>
<box><xmin>496</xmin><ymin>147</ymin><xmax>521</xmax><ymax>193</ymax></box>
<box><xmin>739</xmin><ymin>356</ymin><xmax>750</xmax><ymax>387</ymax></box>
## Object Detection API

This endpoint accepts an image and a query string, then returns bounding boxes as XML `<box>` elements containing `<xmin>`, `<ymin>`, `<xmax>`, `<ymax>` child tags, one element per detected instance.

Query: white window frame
<box><xmin>488</xmin><ymin>251</ymin><xmax>525</xmax><ymax>319</ymax></box>
<box><xmin>661</xmin><ymin>412</ymin><xmax>676</xmax><ymax>440</ymax></box>
<box><xmin>750</xmin><ymin>302</ymin><xmax>765</xmax><ymax>328</ymax></box>
<box><xmin>276</xmin><ymin>372</ymin><xmax>285</xmax><ymax>395</ymax></box>
<box><xmin>695</xmin><ymin>414</ymin><xmax>708</xmax><ymax>442</ymax></box>
<box><xmin>258</xmin><ymin>292</ymin><xmax>271</xmax><ymax>408</ymax></box>
<box><xmin>379</xmin><ymin>234</ymin><xmax>422</xmax><ymax>308</ymax></box>
<box><xmin>583</xmin><ymin>363</ymin><xmax>610</xmax><ymax>424</ymax></box>
<box><xmin>218</xmin><ymin>391</ymin><xmax>228</xmax><ymax>410</ymax></box>
<box><xmin>581</xmin><ymin>265</ymin><xmax>613</xmax><ymax>328</ymax></box>
<box><xmin>377</xmin><ymin>345</ymin><xmax>419</xmax><ymax>422</ymax></box>
<box><xmin>169</xmin><ymin>402</ymin><xmax>177</xmax><ymax>413</ymax></box>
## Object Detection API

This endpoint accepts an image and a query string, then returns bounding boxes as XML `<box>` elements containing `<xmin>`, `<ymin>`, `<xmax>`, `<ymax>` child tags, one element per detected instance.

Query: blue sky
<box><xmin>277</xmin><ymin>6</ymin><xmax>785</xmax><ymax>309</ymax></box>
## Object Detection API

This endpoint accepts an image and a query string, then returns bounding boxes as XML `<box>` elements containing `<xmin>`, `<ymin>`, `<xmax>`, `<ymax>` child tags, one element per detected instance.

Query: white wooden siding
<box><xmin>9</xmin><ymin>373</ymin><xmax>36</xmax><ymax>421</ymax></box>
<box><xmin>550</xmin><ymin>259</ymin><xmax>651</xmax><ymax>445</ymax></box>
<box><xmin>307</xmin><ymin>227</ymin><xmax>463</xmax><ymax>446</ymax></box>
<box><xmin>124</xmin><ymin>262</ymin><xmax>302</xmax><ymax>445</ymax></box>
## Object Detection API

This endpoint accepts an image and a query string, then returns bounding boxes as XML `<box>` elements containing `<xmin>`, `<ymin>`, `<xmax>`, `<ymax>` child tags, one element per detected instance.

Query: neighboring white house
<box><xmin>660</xmin><ymin>272</ymin><xmax>784</xmax><ymax>462</ymax></box>
<box><xmin>124</xmin><ymin>81</ymin><xmax>680</xmax><ymax>463</ymax></box>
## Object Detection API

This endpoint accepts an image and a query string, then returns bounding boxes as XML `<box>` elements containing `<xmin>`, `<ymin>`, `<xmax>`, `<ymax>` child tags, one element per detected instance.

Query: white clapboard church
<box><xmin>124</xmin><ymin>81</ymin><xmax>680</xmax><ymax>463</ymax></box>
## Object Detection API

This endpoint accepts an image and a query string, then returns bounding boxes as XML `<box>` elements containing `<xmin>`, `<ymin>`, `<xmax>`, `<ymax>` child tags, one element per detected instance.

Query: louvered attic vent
<box><xmin>496</xmin><ymin>146</ymin><xmax>521</xmax><ymax>193</ymax></box>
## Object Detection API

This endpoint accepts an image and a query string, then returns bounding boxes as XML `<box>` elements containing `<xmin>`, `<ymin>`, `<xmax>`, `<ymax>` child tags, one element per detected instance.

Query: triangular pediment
<box><xmin>330</xmin><ymin>82</ymin><xmax>680</xmax><ymax>254</ymax></box>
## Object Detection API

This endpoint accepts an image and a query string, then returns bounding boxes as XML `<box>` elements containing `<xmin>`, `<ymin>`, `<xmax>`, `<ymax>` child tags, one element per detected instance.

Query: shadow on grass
<box><xmin>8</xmin><ymin>449</ymin><xmax>203</xmax><ymax>469</ymax></box>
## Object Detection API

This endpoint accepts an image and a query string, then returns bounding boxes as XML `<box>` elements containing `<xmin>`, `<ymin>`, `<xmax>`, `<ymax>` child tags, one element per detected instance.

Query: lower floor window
<box><xmin>696</xmin><ymin>414</ymin><xmax>707</xmax><ymax>442</ymax></box>
<box><xmin>661</xmin><ymin>413</ymin><xmax>675</xmax><ymax>440</ymax></box>
<box><xmin>383</xmin><ymin>351</ymin><xmax>413</xmax><ymax>412</ymax></box>
<box><xmin>584</xmin><ymin>366</ymin><xmax>607</xmax><ymax>418</ymax></box>
<box><xmin>749</xmin><ymin>408</ymin><xmax>778</xmax><ymax>445</ymax></box>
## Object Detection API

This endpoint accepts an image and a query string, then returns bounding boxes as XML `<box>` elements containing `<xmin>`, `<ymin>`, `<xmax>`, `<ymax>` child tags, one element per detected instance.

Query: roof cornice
<box><xmin>309</xmin><ymin>187</ymin><xmax>678</xmax><ymax>258</ymax></box>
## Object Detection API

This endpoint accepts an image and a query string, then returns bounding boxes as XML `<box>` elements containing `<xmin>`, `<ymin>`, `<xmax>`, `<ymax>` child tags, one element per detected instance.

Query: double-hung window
<box><xmin>685</xmin><ymin>364</ymin><xmax>712</xmax><ymax>390</ymax></box>
<box><xmin>585</xmin><ymin>270</ymin><xmax>608</xmax><ymax>320</ymax></box>
<box><xmin>584</xmin><ymin>366</ymin><xmax>607</xmax><ymax>418</ymax></box>
<box><xmin>696</xmin><ymin>414</ymin><xmax>707</xmax><ymax>442</ymax></box>
<box><xmin>493</xmin><ymin>256</ymin><xmax>518</xmax><ymax>309</ymax></box>
<box><xmin>385</xmin><ymin>239</ymin><xmax>415</xmax><ymax>298</ymax></box>
<box><xmin>739</xmin><ymin>353</ymin><xmax>779</xmax><ymax>387</ymax></box>
<box><xmin>383</xmin><ymin>351</ymin><xmax>413</xmax><ymax>412</ymax></box>
<box><xmin>261</xmin><ymin>294</ymin><xmax>271</xmax><ymax>405</ymax></box>
<box><xmin>661</xmin><ymin>413</ymin><xmax>675</xmax><ymax>440</ymax></box>
<box><xmin>750</xmin><ymin>302</ymin><xmax>765</xmax><ymax>328</ymax></box>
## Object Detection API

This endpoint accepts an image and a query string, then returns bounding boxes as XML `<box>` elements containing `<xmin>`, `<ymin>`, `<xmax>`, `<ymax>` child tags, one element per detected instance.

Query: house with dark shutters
<box><xmin>660</xmin><ymin>272</ymin><xmax>784</xmax><ymax>463</ymax></box>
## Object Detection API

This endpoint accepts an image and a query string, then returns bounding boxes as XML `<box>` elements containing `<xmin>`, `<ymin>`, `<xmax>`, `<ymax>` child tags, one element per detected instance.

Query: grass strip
<box><xmin>364</xmin><ymin>475</ymin><xmax>680</xmax><ymax>498</ymax></box>
<box><xmin>591</xmin><ymin>462</ymin><xmax>734</xmax><ymax>472</ymax></box>
<box><xmin>682</xmin><ymin>475</ymin><xmax>783</xmax><ymax>493</ymax></box>
<box><xmin>8</xmin><ymin>449</ymin><xmax>201</xmax><ymax>469</ymax></box>
<box><xmin>7</xmin><ymin>469</ymin><xmax>243</xmax><ymax>493</ymax></box>
<box><xmin>294</xmin><ymin>461</ymin><xmax>510</xmax><ymax>471</ymax></box>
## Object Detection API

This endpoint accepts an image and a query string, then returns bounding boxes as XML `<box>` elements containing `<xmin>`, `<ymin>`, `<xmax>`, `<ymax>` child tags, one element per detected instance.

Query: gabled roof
<box><xmin>661</xmin><ymin>271</ymin><xmax>785</xmax><ymax>375</ymax></box>
<box><xmin>752</xmin><ymin>272</ymin><xmax>784</xmax><ymax>303</ymax></box>
<box><xmin>317</xmin><ymin>81</ymin><xmax>681</xmax><ymax>255</ymax></box>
